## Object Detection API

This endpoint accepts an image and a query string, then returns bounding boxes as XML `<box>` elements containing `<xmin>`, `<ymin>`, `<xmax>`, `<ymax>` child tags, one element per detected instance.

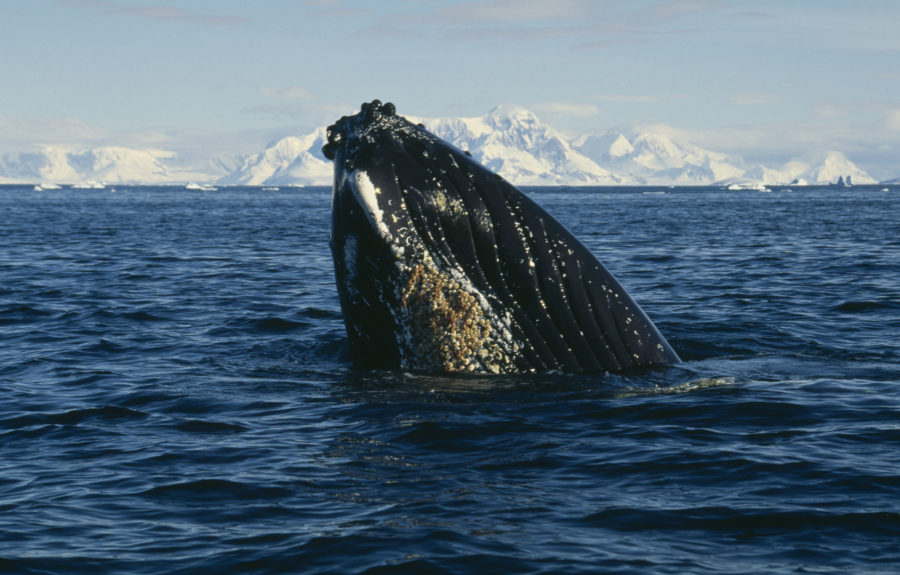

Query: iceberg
<box><xmin>185</xmin><ymin>182</ymin><xmax>218</xmax><ymax>191</ymax></box>
<box><xmin>72</xmin><ymin>181</ymin><xmax>106</xmax><ymax>189</ymax></box>
<box><xmin>725</xmin><ymin>182</ymin><xmax>769</xmax><ymax>191</ymax></box>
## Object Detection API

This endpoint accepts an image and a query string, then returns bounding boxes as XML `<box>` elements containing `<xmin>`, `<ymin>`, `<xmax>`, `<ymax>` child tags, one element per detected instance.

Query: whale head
<box><xmin>323</xmin><ymin>100</ymin><xmax>525</xmax><ymax>373</ymax></box>
<box><xmin>323</xmin><ymin>100</ymin><xmax>680</xmax><ymax>374</ymax></box>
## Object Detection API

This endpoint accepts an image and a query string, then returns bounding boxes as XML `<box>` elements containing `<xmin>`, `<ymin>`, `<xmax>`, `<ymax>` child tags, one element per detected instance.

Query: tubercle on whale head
<box><xmin>321</xmin><ymin>100</ymin><xmax>398</xmax><ymax>161</ymax></box>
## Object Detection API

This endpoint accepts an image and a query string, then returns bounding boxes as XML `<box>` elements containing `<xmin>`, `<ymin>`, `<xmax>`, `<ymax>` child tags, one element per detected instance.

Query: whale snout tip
<box><xmin>361</xmin><ymin>99</ymin><xmax>396</xmax><ymax>121</ymax></box>
<box><xmin>322</xmin><ymin>100</ymin><xmax>397</xmax><ymax>160</ymax></box>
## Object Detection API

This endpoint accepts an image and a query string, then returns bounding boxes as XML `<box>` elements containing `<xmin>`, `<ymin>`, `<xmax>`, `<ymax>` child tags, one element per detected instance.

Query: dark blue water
<box><xmin>1</xmin><ymin>184</ymin><xmax>898</xmax><ymax>574</ymax></box>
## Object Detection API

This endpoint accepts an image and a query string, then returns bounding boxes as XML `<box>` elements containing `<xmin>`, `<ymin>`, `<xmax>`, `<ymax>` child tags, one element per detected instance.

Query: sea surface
<box><xmin>1</xmin><ymin>184</ymin><xmax>898</xmax><ymax>574</ymax></box>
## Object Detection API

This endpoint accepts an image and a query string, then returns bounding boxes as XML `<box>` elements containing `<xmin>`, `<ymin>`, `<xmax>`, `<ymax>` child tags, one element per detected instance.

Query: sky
<box><xmin>1</xmin><ymin>0</ymin><xmax>899</xmax><ymax>178</ymax></box>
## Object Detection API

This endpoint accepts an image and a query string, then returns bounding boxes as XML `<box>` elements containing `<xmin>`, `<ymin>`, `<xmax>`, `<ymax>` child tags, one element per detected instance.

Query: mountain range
<box><xmin>0</xmin><ymin>106</ymin><xmax>883</xmax><ymax>187</ymax></box>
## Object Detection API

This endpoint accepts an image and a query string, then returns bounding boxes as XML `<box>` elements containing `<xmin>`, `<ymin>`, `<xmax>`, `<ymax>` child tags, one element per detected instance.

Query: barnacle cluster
<box><xmin>399</xmin><ymin>263</ymin><xmax>511</xmax><ymax>373</ymax></box>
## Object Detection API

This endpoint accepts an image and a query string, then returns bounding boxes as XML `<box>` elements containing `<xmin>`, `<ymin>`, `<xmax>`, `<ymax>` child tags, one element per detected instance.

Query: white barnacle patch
<box><xmin>395</xmin><ymin>261</ymin><xmax>520</xmax><ymax>374</ymax></box>
<box><xmin>342</xmin><ymin>168</ymin><xmax>524</xmax><ymax>374</ymax></box>
<box><xmin>433</xmin><ymin>189</ymin><xmax>448</xmax><ymax>212</ymax></box>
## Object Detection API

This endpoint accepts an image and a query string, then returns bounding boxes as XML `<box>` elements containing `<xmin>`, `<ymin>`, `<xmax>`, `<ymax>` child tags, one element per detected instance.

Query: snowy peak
<box><xmin>70</xmin><ymin>147</ymin><xmax>174</xmax><ymax>182</ymax></box>
<box><xmin>576</xmin><ymin>129</ymin><xmax>744</xmax><ymax>185</ymax></box>
<box><xmin>419</xmin><ymin>106</ymin><xmax>636</xmax><ymax>186</ymax></box>
<box><xmin>608</xmin><ymin>134</ymin><xmax>635</xmax><ymax>158</ymax></box>
<box><xmin>631</xmin><ymin>133</ymin><xmax>685</xmax><ymax>167</ymax></box>
<box><xmin>576</xmin><ymin>132</ymin><xmax>633</xmax><ymax>161</ymax></box>
<box><xmin>736</xmin><ymin>151</ymin><xmax>876</xmax><ymax>187</ymax></box>
<box><xmin>219</xmin><ymin>128</ymin><xmax>331</xmax><ymax>186</ymax></box>
<box><xmin>418</xmin><ymin>105</ymin><xmax>548</xmax><ymax>154</ymax></box>
<box><xmin>808</xmin><ymin>151</ymin><xmax>876</xmax><ymax>185</ymax></box>
<box><xmin>482</xmin><ymin>104</ymin><xmax>542</xmax><ymax>134</ymax></box>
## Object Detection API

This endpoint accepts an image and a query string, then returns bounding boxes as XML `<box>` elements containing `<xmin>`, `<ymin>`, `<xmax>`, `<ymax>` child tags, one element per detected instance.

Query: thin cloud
<box><xmin>423</xmin><ymin>0</ymin><xmax>721</xmax><ymax>27</ymax></box>
<box><xmin>242</xmin><ymin>103</ymin><xmax>311</xmax><ymax>121</ymax></box>
<box><xmin>534</xmin><ymin>102</ymin><xmax>599</xmax><ymax>117</ymax></box>
<box><xmin>242</xmin><ymin>101</ymin><xmax>352</xmax><ymax>126</ymax></box>
<box><xmin>59</xmin><ymin>0</ymin><xmax>250</xmax><ymax>26</ymax></box>
<box><xmin>259</xmin><ymin>86</ymin><xmax>315</xmax><ymax>102</ymax></box>
<box><xmin>727</xmin><ymin>93</ymin><xmax>779</xmax><ymax>106</ymax></box>
<box><xmin>300</xmin><ymin>0</ymin><xmax>375</xmax><ymax>19</ymax></box>
<box><xmin>356</xmin><ymin>0</ymin><xmax>729</xmax><ymax>48</ymax></box>
<box><xmin>0</xmin><ymin>115</ymin><xmax>108</xmax><ymax>150</ymax></box>
<box><xmin>432</xmin><ymin>0</ymin><xmax>595</xmax><ymax>24</ymax></box>
<box><xmin>886</xmin><ymin>109</ymin><xmax>900</xmax><ymax>131</ymax></box>
<box><xmin>408</xmin><ymin>0</ymin><xmax>607</xmax><ymax>26</ymax></box>
<box><xmin>592</xmin><ymin>93</ymin><xmax>691</xmax><ymax>104</ymax></box>
<box><xmin>815</xmin><ymin>103</ymin><xmax>847</xmax><ymax>120</ymax></box>
<box><xmin>356</xmin><ymin>0</ymin><xmax>597</xmax><ymax>44</ymax></box>
<box><xmin>639</xmin><ymin>0</ymin><xmax>725</xmax><ymax>20</ymax></box>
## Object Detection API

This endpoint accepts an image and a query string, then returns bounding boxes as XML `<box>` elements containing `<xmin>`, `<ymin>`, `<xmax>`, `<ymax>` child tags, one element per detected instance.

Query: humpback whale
<box><xmin>323</xmin><ymin>100</ymin><xmax>680</xmax><ymax>374</ymax></box>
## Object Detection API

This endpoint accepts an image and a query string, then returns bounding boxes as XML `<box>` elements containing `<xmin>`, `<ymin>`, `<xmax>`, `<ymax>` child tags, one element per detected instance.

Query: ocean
<box><xmin>1</xmin><ymin>184</ymin><xmax>898</xmax><ymax>574</ymax></box>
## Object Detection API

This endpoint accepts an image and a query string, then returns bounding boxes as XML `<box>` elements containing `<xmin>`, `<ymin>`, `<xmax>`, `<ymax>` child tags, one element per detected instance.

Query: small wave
<box><xmin>254</xmin><ymin>317</ymin><xmax>312</xmax><ymax>332</ymax></box>
<box><xmin>174</xmin><ymin>418</ymin><xmax>249</xmax><ymax>434</ymax></box>
<box><xmin>580</xmin><ymin>506</ymin><xmax>900</xmax><ymax>536</ymax></box>
<box><xmin>831</xmin><ymin>300</ymin><xmax>898</xmax><ymax>313</ymax></box>
<box><xmin>0</xmin><ymin>304</ymin><xmax>54</xmax><ymax>325</ymax></box>
<box><xmin>89</xmin><ymin>308</ymin><xmax>169</xmax><ymax>323</ymax></box>
<box><xmin>298</xmin><ymin>306</ymin><xmax>343</xmax><ymax>320</ymax></box>
<box><xmin>139</xmin><ymin>479</ymin><xmax>292</xmax><ymax>501</ymax></box>
<box><xmin>66</xmin><ymin>371</ymin><xmax>115</xmax><ymax>386</ymax></box>
<box><xmin>122</xmin><ymin>310</ymin><xmax>168</xmax><ymax>322</ymax></box>
<box><xmin>212</xmin><ymin>316</ymin><xmax>314</xmax><ymax>335</ymax></box>
<box><xmin>1</xmin><ymin>405</ymin><xmax>147</xmax><ymax>430</ymax></box>
<box><xmin>632</xmin><ymin>253</ymin><xmax>677</xmax><ymax>263</ymax></box>
<box><xmin>81</xmin><ymin>338</ymin><xmax>128</xmax><ymax>353</ymax></box>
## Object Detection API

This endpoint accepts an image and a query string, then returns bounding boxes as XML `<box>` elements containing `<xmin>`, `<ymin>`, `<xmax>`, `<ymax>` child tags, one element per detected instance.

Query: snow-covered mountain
<box><xmin>719</xmin><ymin>151</ymin><xmax>877</xmax><ymax>187</ymax></box>
<box><xmin>575</xmin><ymin>130</ymin><xmax>744</xmax><ymax>185</ymax></box>
<box><xmin>0</xmin><ymin>106</ymin><xmax>884</xmax><ymax>187</ymax></box>
<box><xmin>217</xmin><ymin>128</ymin><xmax>331</xmax><ymax>186</ymax></box>
<box><xmin>800</xmin><ymin>151</ymin><xmax>877</xmax><ymax>185</ymax></box>
<box><xmin>416</xmin><ymin>106</ymin><xmax>637</xmax><ymax>185</ymax></box>
<box><xmin>216</xmin><ymin>108</ymin><xmax>878</xmax><ymax>187</ymax></box>
<box><xmin>0</xmin><ymin>145</ymin><xmax>214</xmax><ymax>185</ymax></box>
<box><xmin>211</xmin><ymin>106</ymin><xmax>636</xmax><ymax>187</ymax></box>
